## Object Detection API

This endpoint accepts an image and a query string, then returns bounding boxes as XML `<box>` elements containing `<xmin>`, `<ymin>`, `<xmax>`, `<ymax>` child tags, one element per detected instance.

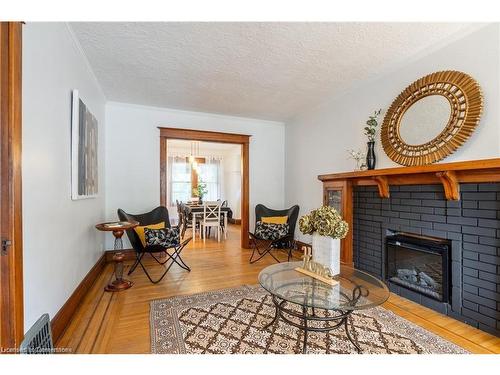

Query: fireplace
<box><xmin>385</xmin><ymin>231</ymin><xmax>451</xmax><ymax>303</ymax></box>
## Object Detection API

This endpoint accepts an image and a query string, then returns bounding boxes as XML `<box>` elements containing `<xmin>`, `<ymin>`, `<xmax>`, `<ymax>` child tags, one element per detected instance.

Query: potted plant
<box><xmin>364</xmin><ymin>109</ymin><xmax>382</xmax><ymax>170</ymax></box>
<box><xmin>192</xmin><ymin>182</ymin><xmax>208</xmax><ymax>204</ymax></box>
<box><xmin>298</xmin><ymin>206</ymin><xmax>349</xmax><ymax>276</ymax></box>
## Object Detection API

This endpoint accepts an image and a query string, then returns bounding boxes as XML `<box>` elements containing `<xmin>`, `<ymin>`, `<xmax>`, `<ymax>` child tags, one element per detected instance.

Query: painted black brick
<box><xmin>353</xmin><ymin>183</ymin><xmax>500</xmax><ymax>337</ymax></box>
<box><xmin>463</xmin><ymin>242</ymin><xmax>496</xmax><ymax>256</ymax></box>
<box><xmin>463</xmin><ymin>209</ymin><xmax>497</xmax><ymax>219</ymax></box>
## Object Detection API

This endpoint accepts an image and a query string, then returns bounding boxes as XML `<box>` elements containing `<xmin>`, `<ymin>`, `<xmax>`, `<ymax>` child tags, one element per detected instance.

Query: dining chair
<box><xmin>219</xmin><ymin>200</ymin><xmax>228</xmax><ymax>238</ymax></box>
<box><xmin>176</xmin><ymin>200</ymin><xmax>184</xmax><ymax>227</ymax></box>
<box><xmin>200</xmin><ymin>201</ymin><xmax>222</xmax><ymax>242</ymax></box>
<box><xmin>181</xmin><ymin>203</ymin><xmax>197</xmax><ymax>239</ymax></box>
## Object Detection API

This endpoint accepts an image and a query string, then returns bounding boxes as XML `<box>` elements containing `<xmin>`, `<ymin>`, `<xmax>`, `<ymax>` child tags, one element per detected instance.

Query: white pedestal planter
<box><xmin>312</xmin><ymin>232</ymin><xmax>340</xmax><ymax>276</ymax></box>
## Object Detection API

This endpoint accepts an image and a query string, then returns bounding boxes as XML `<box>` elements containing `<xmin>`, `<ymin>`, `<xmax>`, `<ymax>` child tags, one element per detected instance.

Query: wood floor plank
<box><xmin>56</xmin><ymin>225</ymin><xmax>500</xmax><ymax>354</ymax></box>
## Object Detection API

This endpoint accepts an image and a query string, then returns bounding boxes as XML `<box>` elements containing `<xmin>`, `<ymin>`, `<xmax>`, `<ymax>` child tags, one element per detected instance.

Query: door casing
<box><xmin>159</xmin><ymin>127</ymin><xmax>251</xmax><ymax>249</ymax></box>
<box><xmin>0</xmin><ymin>21</ymin><xmax>24</xmax><ymax>351</ymax></box>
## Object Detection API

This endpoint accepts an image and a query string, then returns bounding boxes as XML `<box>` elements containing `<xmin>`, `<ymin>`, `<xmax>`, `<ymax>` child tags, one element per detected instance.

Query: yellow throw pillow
<box><xmin>134</xmin><ymin>222</ymin><xmax>165</xmax><ymax>247</ymax></box>
<box><xmin>261</xmin><ymin>216</ymin><xmax>288</xmax><ymax>225</ymax></box>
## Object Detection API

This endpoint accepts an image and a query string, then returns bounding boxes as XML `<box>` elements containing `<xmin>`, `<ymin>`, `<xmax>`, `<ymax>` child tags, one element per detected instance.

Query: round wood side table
<box><xmin>95</xmin><ymin>220</ymin><xmax>139</xmax><ymax>292</ymax></box>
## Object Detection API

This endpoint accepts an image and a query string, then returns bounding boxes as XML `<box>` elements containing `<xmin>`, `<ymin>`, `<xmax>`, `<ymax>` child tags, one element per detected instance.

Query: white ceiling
<box><xmin>70</xmin><ymin>22</ymin><xmax>474</xmax><ymax>122</ymax></box>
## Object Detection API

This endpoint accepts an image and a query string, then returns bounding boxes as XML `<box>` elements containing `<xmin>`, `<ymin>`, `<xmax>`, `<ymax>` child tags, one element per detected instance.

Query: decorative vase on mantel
<box><xmin>366</xmin><ymin>141</ymin><xmax>376</xmax><ymax>170</ymax></box>
<box><xmin>312</xmin><ymin>232</ymin><xmax>340</xmax><ymax>276</ymax></box>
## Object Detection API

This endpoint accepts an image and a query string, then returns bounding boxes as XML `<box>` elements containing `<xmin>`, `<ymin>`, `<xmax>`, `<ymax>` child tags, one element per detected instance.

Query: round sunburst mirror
<box><xmin>381</xmin><ymin>71</ymin><xmax>483</xmax><ymax>166</ymax></box>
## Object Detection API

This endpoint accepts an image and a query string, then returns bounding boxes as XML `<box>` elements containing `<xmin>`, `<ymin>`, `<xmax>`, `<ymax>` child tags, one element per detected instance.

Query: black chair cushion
<box><xmin>117</xmin><ymin>206</ymin><xmax>172</xmax><ymax>252</ymax></box>
<box><xmin>145</xmin><ymin>227</ymin><xmax>180</xmax><ymax>248</ymax></box>
<box><xmin>255</xmin><ymin>221</ymin><xmax>289</xmax><ymax>241</ymax></box>
<box><xmin>255</xmin><ymin>204</ymin><xmax>299</xmax><ymax>237</ymax></box>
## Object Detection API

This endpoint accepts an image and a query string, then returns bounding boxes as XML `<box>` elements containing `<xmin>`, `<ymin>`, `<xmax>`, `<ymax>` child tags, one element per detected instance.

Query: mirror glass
<box><xmin>399</xmin><ymin>95</ymin><xmax>451</xmax><ymax>145</ymax></box>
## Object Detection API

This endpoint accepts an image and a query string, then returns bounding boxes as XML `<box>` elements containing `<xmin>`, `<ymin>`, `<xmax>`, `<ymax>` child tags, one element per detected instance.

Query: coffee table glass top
<box><xmin>258</xmin><ymin>262</ymin><xmax>390</xmax><ymax>311</ymax></box>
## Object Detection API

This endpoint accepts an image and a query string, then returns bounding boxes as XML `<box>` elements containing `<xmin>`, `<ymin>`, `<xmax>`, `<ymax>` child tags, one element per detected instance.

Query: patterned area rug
<box><xmin>150</xmin><ymin>285</ymin><xmax>468</xmax><ymax>354</ymax></box>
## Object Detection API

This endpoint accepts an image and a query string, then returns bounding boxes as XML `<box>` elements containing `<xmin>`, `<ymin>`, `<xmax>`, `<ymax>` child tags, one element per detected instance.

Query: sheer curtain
<box><xmin>198</xmin><ymin>156</ymin><xmax>223</xmax><ymax>201</ymax></box>
<box><xmin>167</xmin><ymin>156</ymin><xmax>191</xmax><ymax>207</ymax></box>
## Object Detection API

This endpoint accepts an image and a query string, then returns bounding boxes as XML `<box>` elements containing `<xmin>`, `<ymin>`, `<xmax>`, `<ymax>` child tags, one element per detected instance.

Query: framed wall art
<box><xmin>71</xmin><ymin>89</ymin><xmax>98</xmax><ymax>200</ymax></box>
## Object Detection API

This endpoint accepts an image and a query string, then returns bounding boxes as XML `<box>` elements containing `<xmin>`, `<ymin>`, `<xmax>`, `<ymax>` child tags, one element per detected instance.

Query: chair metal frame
<box><xmin>118</xmin><ymin>206</ymin><xmax>191</xmax><ymax>284</ymax></box>
<box><xmin>248</xmin><ymin>204</ymin><xmax>300</xmax><ymax>264</ymax></box>
<box><xmin>128</xmin><ymin>237</ymin><xmax>191</xmax><ymax>284</ymax></box>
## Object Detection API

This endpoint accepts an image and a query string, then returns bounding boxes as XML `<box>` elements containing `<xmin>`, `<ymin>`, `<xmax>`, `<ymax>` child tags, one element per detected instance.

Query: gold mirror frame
<box><xmin>381</xmin><ymin>71</ymin><xmax>483</xmax><ymax>166</ymax></box>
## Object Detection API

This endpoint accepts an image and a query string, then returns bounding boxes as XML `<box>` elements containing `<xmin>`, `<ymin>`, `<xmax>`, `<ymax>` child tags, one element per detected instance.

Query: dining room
<box><xmin>166</xmin><ymin>138</ymin><xmax>242</xmax><ymax>244</ymax></box>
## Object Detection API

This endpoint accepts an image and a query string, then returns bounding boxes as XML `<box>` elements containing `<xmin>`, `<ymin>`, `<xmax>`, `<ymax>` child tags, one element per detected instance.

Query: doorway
<box><xmin>159</xmin><ymin>127</ymin><xmax>250</xmax><ymax>248</ymax></box>
<box><xmin>0</xmin><ymin>22</ymin><xmax>23</xmax><ymax>350</ymax></box>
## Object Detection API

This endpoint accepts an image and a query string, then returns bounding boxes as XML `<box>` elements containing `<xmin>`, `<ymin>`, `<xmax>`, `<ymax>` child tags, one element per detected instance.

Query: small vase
<box><xmin>366</xmin><ymin>141</ymin><xmax>376</xmax><ymax>170</ymax></box>
<box><xmin>312</xmin><ymin>232</ymin><xmax>340</xmax><ymax>276</ymax></box>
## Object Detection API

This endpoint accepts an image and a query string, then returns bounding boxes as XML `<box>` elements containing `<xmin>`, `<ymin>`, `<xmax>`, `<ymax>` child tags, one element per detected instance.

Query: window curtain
<box><xmin>198</xmin><ymin>156</ymin><xmax>223</xmax><ymax>201</ymax></box>
<box><xmin>167</xmin><ymin>155</ymin><xmax>191</xmax><ymax>207</ymax></box>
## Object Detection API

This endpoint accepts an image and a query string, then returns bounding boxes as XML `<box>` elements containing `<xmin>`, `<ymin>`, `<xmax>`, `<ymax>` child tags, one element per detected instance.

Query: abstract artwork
<box><xmin>71</xmin><ymin>89</ymin><xmax>98</xmax><ymax>200</ymax></box>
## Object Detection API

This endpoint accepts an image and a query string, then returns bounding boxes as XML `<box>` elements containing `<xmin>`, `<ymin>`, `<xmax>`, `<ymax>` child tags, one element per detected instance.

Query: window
<box><xmin>168</xmin><ymin>156</ymin><xmax>192</xmax><ymax>205</ymax></box>
<box><xmin>167</xmin><ymin>155</ymin><xmax>223</xmax><ymax>206</ymax></box>
<box><xmin>198</xmin><ymin>157</ymin><xmax>222</xmax><ymax>201</ymax></box>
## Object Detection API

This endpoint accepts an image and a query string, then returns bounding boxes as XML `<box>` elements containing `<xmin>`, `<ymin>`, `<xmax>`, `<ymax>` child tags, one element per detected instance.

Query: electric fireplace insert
<box><xmin>385</xmin><ymin>231</ymin><xmax>451</xmax><ymax>303</ymax></box>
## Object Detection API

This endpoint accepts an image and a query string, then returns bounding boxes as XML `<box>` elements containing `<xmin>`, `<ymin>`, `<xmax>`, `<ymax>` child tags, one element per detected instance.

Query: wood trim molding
<box><xmin>159</xmin><ymin>127</ymin><xmax>251</xmax><ymax>248</ymax></box>
<box><xmin>51</xmin><ymin>254</ymin><xmax>107</xmax><ymax>344</ymax></box>
<box><xmin>436</xmin><ymin>171</ymin><xmax>460</xmax><ymax>200</ymax></box>
<box><xmin>159</xmin><ymin>127</ymin><xmax>250</xmax><ymax>145</ymax></box>
<box><xmin>372</xmin><ymin>176</ymin><xmax>390</xmax><ymax>198</ymax></box>
<box><xmin>241</xmin><ymin>142</ymin><xmax>250</xmax><ymax>248</ymax></box>
<box><xmin>319</xmin><ymin>158</ymin><xmax>500</xmax><ymax>200</ymax></box>
<box><xmin>318</xmin><ymin>158</ymin><xmax>500</xmax><ymax>181</ymax></box>
<box><xmin>0</xmin><ymin>22</ymin><xmax>23</xmax><ymax>350</ymax></box>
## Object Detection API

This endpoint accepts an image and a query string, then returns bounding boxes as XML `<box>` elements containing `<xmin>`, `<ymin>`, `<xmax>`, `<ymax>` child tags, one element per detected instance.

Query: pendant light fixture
<box><xmin>188</xmin><ymin>141</ymin><xmax>195</xmax><ymax>164</ymax></box>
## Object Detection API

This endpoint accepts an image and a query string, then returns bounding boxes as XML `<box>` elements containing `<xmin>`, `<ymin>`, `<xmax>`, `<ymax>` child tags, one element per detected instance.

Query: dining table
<box><xmin>186</xmin><ymin>204</ymin><xmax>232</xmax><ymax>243</ymax></box>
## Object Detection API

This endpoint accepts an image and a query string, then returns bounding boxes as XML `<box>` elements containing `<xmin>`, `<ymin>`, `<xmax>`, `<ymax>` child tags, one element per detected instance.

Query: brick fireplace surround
<box><xmin>353</xmin><ymin>183</ymin><xmax>500</xmax><ymax>337</ymax></box>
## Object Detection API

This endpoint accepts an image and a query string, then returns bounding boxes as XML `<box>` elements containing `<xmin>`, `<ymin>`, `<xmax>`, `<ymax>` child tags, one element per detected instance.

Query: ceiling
<box><xmin>71</xmin><ymin>22</ymin><xmax>474</xmax><ymax>122</ymax></box>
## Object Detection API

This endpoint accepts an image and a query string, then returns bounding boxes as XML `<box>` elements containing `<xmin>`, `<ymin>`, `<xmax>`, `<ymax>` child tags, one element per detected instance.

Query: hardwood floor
<box><xmin>56</xmin><ymin>225</ymin><xmax>500</xmax><ymax>354</ymax></box>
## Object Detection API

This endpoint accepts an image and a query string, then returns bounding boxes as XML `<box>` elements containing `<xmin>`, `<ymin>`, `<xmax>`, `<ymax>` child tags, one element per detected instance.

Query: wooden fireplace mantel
<box><xmin>318</xmin><ymin>158</ymin><xmax>500</xmax><ymax>265</ymax></box>
<box><xmin>318</xmin><ymin>158</ymin><xmax>500</xmax><ymax>200</ymax></box>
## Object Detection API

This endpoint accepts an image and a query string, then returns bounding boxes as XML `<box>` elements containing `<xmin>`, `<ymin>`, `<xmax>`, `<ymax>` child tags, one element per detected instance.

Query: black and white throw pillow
<box><xmin>254</xmin><ymin>221</ymin><xmax>289</xmax><ymax>240</ymax></box>
<box><xmin>144</xmin><ymin>226</ymin><xmax>180</xmax><ymax>248</ymax></box>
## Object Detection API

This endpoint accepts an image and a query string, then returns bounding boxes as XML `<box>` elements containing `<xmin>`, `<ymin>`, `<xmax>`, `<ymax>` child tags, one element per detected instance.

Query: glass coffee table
<box><xmin>258</xmin><ymin>261</ymin><xmax>390</xmax><ymax>353</ymax></box>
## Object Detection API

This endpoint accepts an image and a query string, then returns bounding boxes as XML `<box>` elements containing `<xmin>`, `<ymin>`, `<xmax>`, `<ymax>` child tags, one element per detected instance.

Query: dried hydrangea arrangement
<box><xmin>298</xmin><ymin>206</ymin><xmax>349</xmax><ymax>239</ymax></box>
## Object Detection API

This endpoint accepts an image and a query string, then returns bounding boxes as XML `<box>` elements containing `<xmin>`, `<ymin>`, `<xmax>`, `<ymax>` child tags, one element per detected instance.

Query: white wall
<box><xmin>285</xmin><ymin>24</ymin><xmax>500</xmax><ymax>242</ymax></box>
<box><xmin>105</xmin><ymin>102</ymin><xmax>284</xmax><ymax>248</ymax></box>
<box><xmin>222</xmin><ymin>150</ymin><xmax>242</xmax><ymax>219</ymax></box>
<box><xmin>22</xmin><ymin>23</ymin><xmax>106</xmax><ymax>329</ymax></box>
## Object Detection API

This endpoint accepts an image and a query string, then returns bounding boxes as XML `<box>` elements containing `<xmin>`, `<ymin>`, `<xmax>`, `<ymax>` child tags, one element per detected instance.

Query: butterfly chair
<box><xmin>118</xmin><ymin>206</ymin><xmax>191</xmax><ymax>284</ymax></box>
<box><xmin>248</xmin><ymin>204</ymin><xmax>300</xmax><ymax>264</ymax></box>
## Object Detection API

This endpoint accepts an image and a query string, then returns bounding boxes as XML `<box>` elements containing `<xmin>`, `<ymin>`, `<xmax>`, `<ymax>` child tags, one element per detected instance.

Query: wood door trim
<box><xmin>159</xmin><ymin>127</ymin><xmax>250</xmax><ymax>145</ymax></box>
<box><xmin>159</xmin><ymin>127</ymin><xmax>251</xmax><ymax>248</ymax></box>
<box><xmin>0</xmin><ymin>22</ymin><xmax>23</xmax><ymax>350</ymax></box>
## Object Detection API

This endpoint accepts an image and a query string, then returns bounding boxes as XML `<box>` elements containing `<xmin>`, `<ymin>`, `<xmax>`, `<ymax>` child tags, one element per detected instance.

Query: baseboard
<box><xmin>229</xmin><ymin>218</ymin><xmax>241</xmax><ymax>225</ymax></box>
<box><xmin>51</xmin><ymin>253</ymin><xmax>107</xmax><ymax>344</ymax></box>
